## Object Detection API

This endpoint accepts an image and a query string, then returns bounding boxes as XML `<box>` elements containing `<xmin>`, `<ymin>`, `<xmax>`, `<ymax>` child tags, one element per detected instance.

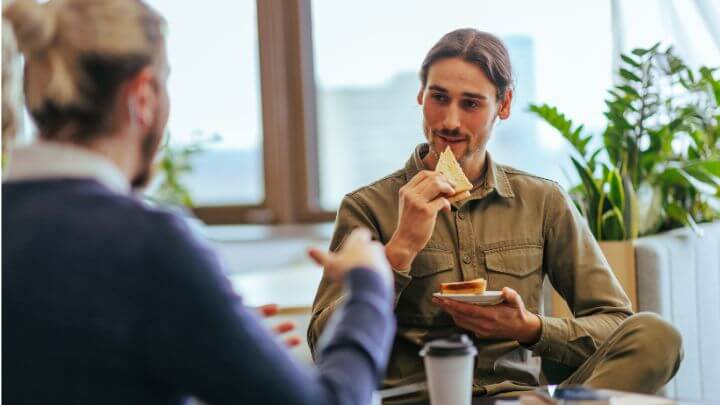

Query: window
<box><xmin>311</xmin><ymin>0</ymin><xmax>614</xmax><ymax>209</ymax></box>
<box><xmin>16</xmin><ymin>0</ymin><xmax>709</xmax><ymax>224</ymax></box>
<box><xmin>618</xmin><ymin>0</ymin><xmax>720</xmax><ymax>68</ymax></box>
<box><xmin>146</xmin><ymin>0</ymin><xmax>264</xmax><ymax>206</ymax></box>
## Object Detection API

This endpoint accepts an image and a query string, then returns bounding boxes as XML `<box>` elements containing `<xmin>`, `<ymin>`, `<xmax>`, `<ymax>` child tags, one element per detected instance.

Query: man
<box><xmin>3</xmin><ymin>0</ymin><xmax>395</xmax><ymax>404</ymax></box>
<box><xmin>309</xmin><ymin>28</ymin><xmax>683</xmax><ymax>397</ymax></box>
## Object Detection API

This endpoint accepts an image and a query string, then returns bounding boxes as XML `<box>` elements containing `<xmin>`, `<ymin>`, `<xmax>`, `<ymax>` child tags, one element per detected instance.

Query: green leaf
<box><xmin>686</xmin><ymin>160</ymin><xmax>720</xmax><ymax>177</ymax></box>
<box><xmin>622</xmin><ymin>176</ymin><xmax>639</xmax><ymax>239</ymax></box>
<box><xmin>571</xmin><ymin>157</ymin><xmax>600</xmax><ymax>201</ymax></box>
<box><xmin>601</xmin><ymin>207</ymin><xmax>626</xmax><ymax>241</ymax></box>
<box><xmin>631</xmin><ymin>47</ymin><xmax>650</xmax><ymax>57</ymax></box>
<box><xmin>665</xmin><ymin>167</ymin><xmax>717</xmax><ymax>194</ymax></box>
<box><xmin>571</xmin><ymin>156</ymin><xmax>601</xmax><ymax>237</ymax></box>
<box><xmin>620</xmin><ymin>68</ymin><xmax>643</xmax><ymax>83</ymax></box>
<box><xmin>606</xmin><ymin>165</ymin><xmax>625</xmax><ymax>210</ymax></box>
<box><xmin>700</xmin><ymin>66</ymin><xmax>720</xmax><ymax>105</ymax></box>
<box><xmin>621</xmin><ymin>54</ymin><xmax>642</xmax><ymax>69</ymax></box>
<box><xmin>607</xmin><ymin>90</ymin><xmax>624</xmax><ymax>102</ymax></box>
<box><xmin>588</xmin><ymin>148</ymin><xmax>603</xmax><ymax>165</ymax></box>
<box><xmin>658</xmin><ymin>167</ymin><xmax>692</xmax><ymax>187</ymax></box>
<box><xmin>529</xmin><ymin>104</ymin><xmax>590</xmax><ymax>157</ymax></box>
<box><xmin>570</xmin><ymin>195</ymin><xmax>587</xmax><ymax>218</ymax></box>
<box><xmin>603</xmin><ymin>127</ymin><xmax>624</xmax><ymax>168</ymax></box>
<box><xmin>666</xmin><ymin>202</ymin><xmax>701</xmax><ymax>235</ymax></box>
<box><xmin>618</xmin><ymin>84</ymin><xmax>641</xmax><ymax>98</ymax></box>
<box><xmin>605</xmin><ymin>108</ymin><xmax>633</xmax><ymax>131</ymax></box>
<box><xmin>682</xmin><ymin>164</ymin><xmax>720</xmax><ymax>199</ymax></box>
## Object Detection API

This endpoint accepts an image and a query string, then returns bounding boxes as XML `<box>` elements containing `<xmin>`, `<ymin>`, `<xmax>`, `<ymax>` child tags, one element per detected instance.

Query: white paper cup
<box><xmin>420</xmin><ymin>335</ymin><xmax>477</xmax><ymax>405</ymax></box>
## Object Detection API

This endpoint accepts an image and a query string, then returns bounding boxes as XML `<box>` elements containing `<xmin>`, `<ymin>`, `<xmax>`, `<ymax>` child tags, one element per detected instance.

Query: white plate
<box><xmin>433</xmin><ymin>291</ymin><xmax>504</xmax><ymax>305</ymax></box>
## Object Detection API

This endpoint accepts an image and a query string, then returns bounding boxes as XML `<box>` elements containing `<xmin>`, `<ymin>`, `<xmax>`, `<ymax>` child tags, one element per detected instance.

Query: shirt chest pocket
<box><xmin>484</xmin><ymin>246</ymin><xmax>544</xmax><ymax>311</ymax></box>
<box><xmin>395</xmin><ymin>249</ymin><xmax>458</xmax><ymax>324</ymax></box>
<box><xmin>409</xmin><ymin>249</ymin><xmax>456</xmax><ymax>282</ymax></box>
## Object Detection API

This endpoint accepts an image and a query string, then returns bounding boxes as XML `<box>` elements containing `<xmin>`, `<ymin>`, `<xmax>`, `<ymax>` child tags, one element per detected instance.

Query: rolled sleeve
<box><xmin>527</xmin><ymin>315</ymin><xmax>571</xmax><ymax>363</ymax></box>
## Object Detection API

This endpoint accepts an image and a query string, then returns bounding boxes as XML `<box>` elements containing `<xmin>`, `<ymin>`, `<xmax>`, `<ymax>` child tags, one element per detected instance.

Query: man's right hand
<box><xmin>308</xmin><ymin>228</ymin><xmax>392</xmax><ymax>287</ymax></box>
<box><xmin>386</xmin><ymin>170</ymin><xmax>455</xmax><ymax>270</ymax></box>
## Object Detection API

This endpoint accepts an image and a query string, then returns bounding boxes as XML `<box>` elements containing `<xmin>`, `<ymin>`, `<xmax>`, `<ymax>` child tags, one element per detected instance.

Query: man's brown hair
<box><xmin>420</xmin><ymin>28</ymin><xmax>514</xmax><ymax>103</ymax></box>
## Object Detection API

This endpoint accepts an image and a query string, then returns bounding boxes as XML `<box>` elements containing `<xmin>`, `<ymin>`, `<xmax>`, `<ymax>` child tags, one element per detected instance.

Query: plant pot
<box><xmin>550</xmin><ymin>240</ymin><xmax>637</xmax><ymax>318</ymax></box>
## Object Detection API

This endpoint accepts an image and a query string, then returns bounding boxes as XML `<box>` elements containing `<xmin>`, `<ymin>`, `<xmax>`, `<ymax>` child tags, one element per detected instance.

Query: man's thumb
<box><xmin>502</xmin><ymin>287</ymin><xmax>522</xmax><ymax>308</ymax></box>
<box><xmin>308</xmin><ymin>248</ymin><xmax>330</xmax><ymax>267</ymax></box>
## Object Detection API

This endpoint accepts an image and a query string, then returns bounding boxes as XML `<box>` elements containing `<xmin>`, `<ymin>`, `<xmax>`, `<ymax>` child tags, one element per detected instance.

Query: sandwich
<box><xmin>435</xmin><ymin>146</ymin><xmax>473</xmax><ymax>203</ymax></box>
<box><xmin>439</xmin><ymin>278</ymin><xmax>487</xmax><ymax>295</ymax></box>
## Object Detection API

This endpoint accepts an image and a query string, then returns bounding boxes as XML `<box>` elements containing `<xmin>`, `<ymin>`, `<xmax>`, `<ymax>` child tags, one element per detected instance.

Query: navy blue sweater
<box><xmin>3</xmin><ymin>179</ymin><xmax>395</xmax><ymax>405</ymax></box>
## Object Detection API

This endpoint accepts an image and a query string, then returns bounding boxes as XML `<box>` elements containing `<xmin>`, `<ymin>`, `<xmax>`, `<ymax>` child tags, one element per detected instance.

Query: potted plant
<box><xmin>146</xmin><ymin>130</ymin><xmax>221</xmax><ymax>208</ymax></box>
<box><xmin>529</xmin><ymin>44</ymin><xmax>720</xmax><ymax>315</ymax></box>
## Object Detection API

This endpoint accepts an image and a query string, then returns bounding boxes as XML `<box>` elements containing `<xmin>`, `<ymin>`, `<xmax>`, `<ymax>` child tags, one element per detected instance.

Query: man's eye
<box><xmin>432</xmin><ymin>93</ymin><xmax>448</xmax><ymax>102</ymax></box>
<box><xmin>462</xmin><ymin>99</ymin><xmax>480</xmax><ymax>109</ymax></box>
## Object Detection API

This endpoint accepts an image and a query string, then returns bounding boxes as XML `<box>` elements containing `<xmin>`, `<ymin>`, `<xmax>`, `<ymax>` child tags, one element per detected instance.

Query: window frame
<box><xmin>192</xmin><ymin>0</ymin><xmax>335</xmax><ymax>224</ymax></box>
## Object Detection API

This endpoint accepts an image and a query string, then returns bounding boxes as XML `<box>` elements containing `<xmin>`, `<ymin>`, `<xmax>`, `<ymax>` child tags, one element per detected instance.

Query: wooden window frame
<box><xmin>192</xmin><ymin>0</ymin><xmax>335</xmax><ymax>225</ymax></box>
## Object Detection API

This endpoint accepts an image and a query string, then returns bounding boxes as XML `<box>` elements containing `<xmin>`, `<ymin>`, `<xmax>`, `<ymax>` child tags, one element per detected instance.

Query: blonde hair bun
<box><xmin>3</xmin><ymin>0</ymin><xmax>57</xmax><ymax>54</ymax></box>
<box><xmin>2</xmin><ymin>0</ymin><xmax>165</xmax><ymax>137</ymax></box>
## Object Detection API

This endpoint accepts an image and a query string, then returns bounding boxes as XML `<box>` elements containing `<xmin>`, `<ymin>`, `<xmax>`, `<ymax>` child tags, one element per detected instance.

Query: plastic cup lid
<box><xmin>419</xmin><ymin>334</ymin><xmax>478</xmax><ymax>357</ymax></box>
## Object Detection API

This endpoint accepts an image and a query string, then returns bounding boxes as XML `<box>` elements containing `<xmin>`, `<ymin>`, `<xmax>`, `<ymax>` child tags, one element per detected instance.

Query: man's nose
<box><xmin>443</xmin><ymin>104</ymin><xmax>461</xmax><ymax>130</ymax></box>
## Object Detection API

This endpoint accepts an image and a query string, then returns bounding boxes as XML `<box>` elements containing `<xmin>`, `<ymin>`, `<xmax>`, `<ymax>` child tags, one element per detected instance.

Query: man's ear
<box><xmin>125</xmin><ymin>66</ymin><xmax>158</xmax><ymax>129</ymax></box>
<box><xmin>417</xmin><ymin>86</ymin><xmax>425</xmax><ymax>105</ymax></box>
<box><xmin>498</xmin><ymin>88</ymin><xmax>513</xmax><ymax>120</ymax></box>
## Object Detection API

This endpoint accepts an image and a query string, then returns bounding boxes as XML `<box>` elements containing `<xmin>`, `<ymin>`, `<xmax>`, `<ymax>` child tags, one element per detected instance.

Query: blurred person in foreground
<box><xmin>2</xmin><ymin>0</ymin><xmax>395</xmax><ymax>404</ymax></box>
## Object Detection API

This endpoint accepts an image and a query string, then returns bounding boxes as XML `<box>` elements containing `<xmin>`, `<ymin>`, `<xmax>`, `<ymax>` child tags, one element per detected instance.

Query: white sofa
<box><xmin>634</xmin><ymin>222</ymin><xmax>720</xmax><ymax>401</ymax></box>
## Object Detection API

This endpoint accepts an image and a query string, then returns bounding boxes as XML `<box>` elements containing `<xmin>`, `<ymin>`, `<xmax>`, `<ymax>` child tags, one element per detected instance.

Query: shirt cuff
<box><xmin>526</xmin><ymin>315</ymin><xmax>569</xmax><ymax>363</ymax></box>
<box><xmin>392</xmin><ymin>267</ymin><xmax>412</xmax><ymax>307</ymax></box>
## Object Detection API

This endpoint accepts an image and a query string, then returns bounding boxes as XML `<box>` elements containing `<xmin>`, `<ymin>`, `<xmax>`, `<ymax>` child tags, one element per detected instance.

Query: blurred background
<box><xmin>18</xmin><ymin>0</ymin><xmax>720</xmax><ymax>224</ymax></box>
<box><xmin>18</xmin><ymin>0</ymin><xmax>717</xmax><ymax>223</ymax></box>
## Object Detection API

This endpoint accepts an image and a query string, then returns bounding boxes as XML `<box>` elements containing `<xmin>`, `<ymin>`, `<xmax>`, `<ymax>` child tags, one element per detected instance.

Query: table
<box><xmin>378</xmin><ymin>386</ymin><xmax>687</xmax><ymax>405</ymax></box>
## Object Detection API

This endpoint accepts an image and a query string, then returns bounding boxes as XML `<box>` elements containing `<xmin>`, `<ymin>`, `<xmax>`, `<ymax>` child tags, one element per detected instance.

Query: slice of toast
<box><xmin>440</xmin><ymin>278</ymin><xmax>487</xmax><ymax>294</ymax></box>
<box><xmin>435</xmin><ymin>146</ymin><xmax>473</xmax><ymax>203</ymax></box>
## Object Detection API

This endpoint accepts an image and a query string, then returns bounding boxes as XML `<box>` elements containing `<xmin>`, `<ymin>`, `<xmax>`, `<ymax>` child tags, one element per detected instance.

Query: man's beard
<box><xmin>425</xmin><ymin>125</ymin><xmax>480</xmax><ymax>165</ymax></box>
<box><xmin>131</xmin><ymin>128</ymin><xmax>162</xmax><ymax>189</ymax></box>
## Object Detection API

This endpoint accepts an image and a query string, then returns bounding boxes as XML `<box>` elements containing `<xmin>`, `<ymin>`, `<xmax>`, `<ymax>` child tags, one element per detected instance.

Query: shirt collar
<box><xmin>4</xmin><ymin>141</ymin><xmax>131</xmax><ymax>195</ymax></box>
<box><xmin>404</xmin><ymin>143</ymin><xmax>514</xmax><ymax>200</ymax></box>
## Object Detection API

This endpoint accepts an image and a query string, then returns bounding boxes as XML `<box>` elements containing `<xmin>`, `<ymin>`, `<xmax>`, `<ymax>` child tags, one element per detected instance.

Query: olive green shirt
<box><xmin>308</xmin><ymin>144</ymin><xmax>632</xmax><ymax>394</ymax></box>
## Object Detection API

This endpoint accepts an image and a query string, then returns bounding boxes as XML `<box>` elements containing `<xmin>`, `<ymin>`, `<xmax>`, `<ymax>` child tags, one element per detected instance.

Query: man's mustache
<box><xmin>432</xmin><ymin>128</ymin><xmax>469</xmax><ymax>140</ymax></box>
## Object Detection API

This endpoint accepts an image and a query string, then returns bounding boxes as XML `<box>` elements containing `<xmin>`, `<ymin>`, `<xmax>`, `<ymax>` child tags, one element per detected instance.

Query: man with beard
<box><xmin>2</xmin><ymin>1</ymin><xmax>396</xmax><ymax>404</ymax></box>
<box><xmin>309</xmin><ymin>28</ymin><xmax>683</xmax><ymax>398</ymax></box>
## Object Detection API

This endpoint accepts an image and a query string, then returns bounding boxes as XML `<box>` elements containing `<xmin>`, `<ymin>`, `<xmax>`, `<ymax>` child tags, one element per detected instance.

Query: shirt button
<box><xmin>458</xmin><ymin>212</ymin><xmax>465</xmax><ymax>220</ymax></box>
<box><xmin>463</xmin><ymin>255</ymin><xmax>472</xmax><ymax>264</ymax></box>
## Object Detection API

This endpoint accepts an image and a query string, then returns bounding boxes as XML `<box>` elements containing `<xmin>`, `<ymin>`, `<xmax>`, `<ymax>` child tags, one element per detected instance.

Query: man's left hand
<box><xmin>432</xmin><ymin>287</ymin><xmax>542</xmax><ymax>344</ymax></box>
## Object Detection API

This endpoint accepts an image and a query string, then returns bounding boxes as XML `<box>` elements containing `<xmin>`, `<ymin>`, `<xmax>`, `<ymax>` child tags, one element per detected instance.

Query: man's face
<box><xmin>132</xmin><ymin>50</ymin><xmax>170</xmax><ymax>189</ymax></box>
<box><xmin>418</xmin><ymin>57</ymin><xmax>511</xmax><ymax>164</ymax></box>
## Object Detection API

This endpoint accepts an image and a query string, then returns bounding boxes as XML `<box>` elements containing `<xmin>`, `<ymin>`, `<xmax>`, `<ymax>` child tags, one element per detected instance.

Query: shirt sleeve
<box><xmin>308</xmin><ymin>194</ymin><xmax>412</xmax><ymax>358</ymax></box>
<box><xmin>137</xmin><ymin>212</ymin><xmax>396</xmax><ymax>405</ymax></box>
<box><xmin>529</xmin><ymin>182</ymin><xmax>633</xmax><ymax>367</ymax></box>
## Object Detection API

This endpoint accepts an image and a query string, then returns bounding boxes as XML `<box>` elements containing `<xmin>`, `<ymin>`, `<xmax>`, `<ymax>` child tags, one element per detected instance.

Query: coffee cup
<box><xmin>419</xmin><ymin>334</ymin><xmax>477</xmax><ymax>405</ymax></box>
